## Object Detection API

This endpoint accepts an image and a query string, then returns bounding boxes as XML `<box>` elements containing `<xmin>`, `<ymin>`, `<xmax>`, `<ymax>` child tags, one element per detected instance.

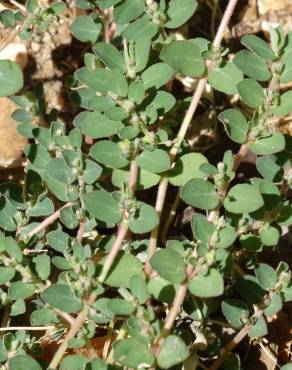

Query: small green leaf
<box><xmin>157</xmin><ymin>335</ymin><xmax>189</xmax><ymax>369</ymax></box>
<box><xmin>273</xmin><ymin>90</ymin><xmax>292</xmax><ymax>116</ymax></box>
<box><xmin>0</xmin><ymin>9</ymin><xmax>15</xmax><ymax>28</ymax></box>
<box><xmin>130</xmin><ymin>275</ymin><xmax>148</xmax><ymax>304</ymax></box>
<box><xmin>30</xmin><ymin>308</ymin><xmax>58</xmax><ymax>326</ymax></box>
<box><xmin>93</xmin><ymin>42</ymin><xmax>125</xmax><ymax>72</ymax></box>
<box><xmin>137</xmin><ymin>149</ymin><xmax>170</xmax><ymax>174</ymax></box>
<box><xmin>222</xmin><ymin>299</ymin><xmax>249</xmax><ymax>328</ymax></box>
<box><xmin>165</xmin><ymin>0</ymin><xmax>198</xmax><ymax>29</ymax></box>
<box><xmin>104</xmin><ymin>252</ymin><xmax>144</xmax><ymax>288</ymax></box>
<box><xmin>70</xmin><ymin>15</ymin><xmax>102</xmax><ymax>43</ymax></box>
<box><xmin>181</xmin><ymin>178</ymin><xmax>219</xmax><ymax>210</ymax></box>
<box><xmin>237</xmin><ymin>78</ymin><xmax>265</xmax><ymax>108</ymax></box>
<box><xmin>113</xmin><ymin>338</ymin><xmax>154</xmax><ymax>368</ymax></box>
<box><xmin>224</xmin><ymin>184</ymin><xmax>264</xmax><ymax>214</ymax></box>
<box><xmin>113</xmin><ymin>0</ymin><xmax>144</xmax><ymax>24</ymax></box>
<box><xmin>33</xmin><ymin>255</ymin><xmax>50</xmax><ymax>280</ymax></box>
<box><xmin>60</xmin><ymin>355</ymin><xmax>88</xmax><ymax>370</ymax></box>
<box><xmin>9</xmin><ymin>355</ymin><xmax>42</xmax><ymax>370</ymax></box>
<box><xmin>141</xmin><ymin>63</ymin><xmax>174</xmax><ymax>90</ymax></box>
<box><xmin>248</xmin><ymin>316</ymin><xmax>268</xmax><ymax>337</ymax></box>
<box><xmin>259</xmin><ymin>226</ymin><xmax>280</xmax><ymax>246</ymax></box>
<box><xmin>122</xmin><ymin>15</ymin><xmax>159</xmax><ymax>41</ymax></box>
<box><xmin>108</xmin><ymin>298</ymin><xmax>135</xmax><ymax>315</ymax></box>
<box><xmin>280</xmin><ymin>58</ymin><xmax>292</xmax><ymax>83</ymax></box>
<box><xmin>241</xmin><ymin>35</ymin><xmax>275</xmax><ymax>60</ymax></box>
<box><xmin>60</xmin><ymin>206</ymin><xmax>79</xmax><ymax>229</ymax></box>
<box><xmin>208</xmin><ymin>61</ymin><xmax>243</xmax><ymax>94</ymax></box>
<box><xmin>256</xmin><ymin>155</ymin><xmax>283</xmax><ymax>182</ymax></box>
<box><xmin>189</xmin><ymin>268</ymin><xmax>224</xmax><ymax>298</ymax></box>
<box><xmin>280</xmin><ymin>365</ymin><xmax>292</xmax><ymax>370</ymax></box>
<box><xmin>191</xmin><ymin>214</ymin><xmax>216</xmax><ymax>243</ymax></box>
<box><xmin>0</xmin><ymin>60</ymin><xmax>23</xmax><ymax>96</ymax></box>
<box><xmin>218</xmin><ymin>109</ymin><xmax>248</xmax><ymax>144</ymax></box>
<box><xmin>90</xmin><ymin>140</ymin><xmax>129</xmax><ymax>168</ymax></box>
<box><xmin>236</xmin><ymin>275</ymin><xmax>265</xmax><ymax>304</ymax></box>
<box><xmin>255</xmin><ymin>263</ymin><xmax>277</xmax><ymax>290</ymax></box>
<box><xmin>47</xmin><ymin>230</ymin><xmax>68</xmax><ymax>253</ymax></box>
<box><xmin>83</xmin><ymin>190</ymin><xmax>122</xmax><ymax>224</ymax></box>
<box><xmin>4</xmin><ymin>237</ymin><xmax>22</xmax><ymax>262</ymax></box>
<box><xmin>75</xmin><ymin>67</ymin><xmax>111</xmax><ymax>94</ymax></box>
<box><xmin>264</xmin><ymin>294</ymin><xmax>282</xmax><ymax>317</ymax></box>
<box><xmin>0</xmin><ymin>267</ymin><xmax>15</xmax><ymax>284</ymax></box>
<box><xmin>9</xmin><ymin>282</ymin><xmax>35</xmax><ymax>300</ymax></box>
<box><xmin>134</xmin><ymin>37</ymin><xmax>151</xmax><ymax>72</ymax></box>
<box><xmin>129</xmin><ymin>202</ymin><xmax>158</xmax><ymax>234</ymax></box>
<box><xmin>169</xmin><ymin>153</ymin><xmax>208</xmax><ymax>186</ymax></box>
<box><xmin>150</xmin><ymin>248</ymin><xmax>186</xmax><ymax>284</ymax></box>
<box><xmin>41</xmin><ymin>284</ymin><xmax>83</xmax><ymax>313</ymax></box>
<box><xmin>74</xmin><ymin>111</ymin><xmax>122</xmax><ymax>138</ymax></box>
<box><xmin>249</xmin><ymin>133</ymin><xmax>285</xmax><ymax>155</ymax></box>
<box><xmin>233</xmin><ymin>50</ymin><xmax>271</xmax><ymax>81</ymax></box>
<box><xmin>160</xmin><ymin>40</ymin><xmax>205</xmax><ymax>77</ymax></box>
<box><xmin>112</xmin><ymin>167</ymin><xmax>159</xmax><ymax>190</ymax></box>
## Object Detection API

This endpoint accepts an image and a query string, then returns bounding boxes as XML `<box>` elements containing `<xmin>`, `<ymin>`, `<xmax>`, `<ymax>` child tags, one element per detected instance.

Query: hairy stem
<box><xmin>208</xmin><ymin>309</ymin><xmax>263</xmax><ymax>370</ymax></box>
<box><xmin>145</xmin><ymin>0</ymin><xmax>239</xmax><ymax>275</ymax></box>
<box><xmin>48</xmin><ymin>161</ymin><xmax>138</xmax><ymax>369</ymax></box>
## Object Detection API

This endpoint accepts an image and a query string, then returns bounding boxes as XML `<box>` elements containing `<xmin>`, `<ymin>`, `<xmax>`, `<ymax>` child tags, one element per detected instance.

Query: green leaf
<box><xmin>113</xmin><ymin>338</ymin><xmax>154</xmax><ymax>367</ymax></box>
<box><xmin>218</xmin><ymin>109</ymin><xmax>248</xmax><ymax>144</ymax></box>
<box><xmin>9</xmin><ymin>355</ymin><xmax>42</xmax><ymax>370</ymax></box>
<box><xmin>104</xmin><ymin>252</ymin><xmax>144</xmax><ymax>288</ymax></box>
<box><xmin>255</xmin><ymin>263</ymin><xmax>277</xmax><ymax>290</ymax></box>
<box><xmin>45</xmin><ymin>158</ymin><xmax>78</xmax><ymax>202</ymax></box>
<box><xmin>108</xmin><ymin>298</ymin><xmax>135</xmax><ymax>315</ymax></box>
<box><xmin>224</xmin><ymin>184</ymin><xmax>264</xmax><ymax>214</ymax></box>
<box><xmin>137</xmin><ymin>149</ymin><xmax>170</xmax><ymax>174</ymax></box>
<box><xmin>241</xmin><ymin>35</ymin><xmax>275</xmax><ymax>60</ymax></box>
<box><xmin>189</xmin><ymin>268</ymin><xmax>224</xmax><ymax>298</ymax></box>
<box><xmin>84</xmin><ymin>159</ymin><xmax>102</xmax><ymax>184</ymax></box>
<box><xmin>222</xmin><ymin>299</ymin><xmax>249</xmax><ymax>328</ymax></box>
<box><xmin>147</xmin><ymin>276</ymin><xmax>176</xmax><ymax>304</ymax></box>
<box><xmin>122</xmin><ymin>15</ymin><xmax>159</xmax><ymax>41</ymax></box>
<box><xmin>25</xmin><ymin>144</ymin><xmax>51</xmax><ymax>179</ymax></box>
<box><xmin>10</xmin><ymin>299</ymin><xmax>25</xmax><ymax>316</ymax></box>
<box><xmin>41</xmin><ymin>284</ymin><xmax>83</xmax><ymax>313</ymax></box>
<box><xmin>9</xmin><ymin>282</ymin><xmax>35</xmax><ymax>300</ymax></box>
<box><xmin>47</xmin><ymin>230</ymin><xmax>68</xmax><ymax>253</ymax></box>
<box><xmin>223</xmin><ymin>354</ymin><xmax>241</xmax><ymax>370</ymax></box>
<box><xmin>157</xmin><ymin>335</ymin><xmax>189</xmax><ymax>368</ymax></box>
<box><xmin>30</xmin><ymin>308</ymin><xmax>58</xmax><ymax>326</ymax></box>
<box><xmin>169</xmin><ymin>153</ymin><xmax>208</xmax><ymax>186</ymax></box>
<box><xmin>60</xmin><ymin>206</ymin><xmax>79</xmax><ymax>229</ymax></box>
<box><xmin>90</xmin><ymin>140</ymin><xmax>128</xmax><ymax>168</ymax></box>
<box><xmin>248</xmin><ymin>316</ymin><xmax>268</xmax><ymax>337</ymax></box>
<box><xmin>150</xmin><ymin>248</ymin><xmax>186</xmax><ymax>284</ymax></box>
<box><xmin>191</xmin><ymin>214</ymin><xmax>216</xmax><ymax>243</ymax></box>
<box><xmin>280</xmin><ymin>364</ymin><xmax>292</xmax><ymax>370</ymax></box>
<box><xmin>74</xmin><ymin>111</ymin><xmax>122</xmax><ymax>138</ymax></box>
<box><xmin>75</xmin><ymin>67</ymin><xmax>111</xmax><ymax>94</ymax></box>
<box><xmin>60</xmin><ymin>355</ymin><xmax>88</xmax><ymax>370</ymax></box>
<box><xmin>129</xmin><ymin>202</ymin><xmax>158</xmax><ymax>234</ymax></box>
<box><xmin>237</xmin><ymin>78</ymin><xmax>265</xmax><ymax>108</ymax></box>
<box><xmin>128</xmin><ymin>80</ymin><xmax>145</xmax><ymax>104</ymax></box>
<box><xmin>93</xmin><ymin>42</ymin><xmax>125</xmax><ymax>72</ymax></box>
<box><xmin>256</xmin><ymin>155</ymin><xmax>283</xmax><ymax>182</ymax></box>
<box><xmin>181</xmin><ymin>179</ymin><xmax>219</xmax><ymax>210</ymax></box>
<box><xmin>280</xmin><ymin>58</ymin><xmax>292</xmax><ymax>83</ymax></box>
<box><xmin>0</xmin><ymin>60</ymin><xmax>23</xmax><ymax>96</ymax></box>
<box><xmin>112</xmin><ymin>167</ymin><xmax>159</xmax><ymax>190</ymax></box>
<box><xmin>33</xmin><ymin>254</ymin><xmax>50</xmax><ymax>280</ymax></box>
<box><xmin>27</xmin><ymin>197</ymin><xmax>54</xmax><ymax>217</ymax></box>
<box><xmin>165</xmin><ymin>0</ymin><xmax>198</xmax><ymax>29</ymax></box>
<box><xmin>141</xmin><ymin>63</ymin><xmax>174</xmax><ymax>90</ymax></box>
<box><xmin>264</xmin><ymin>294</ymin><xmax>282</xmax><ymax>317</ymax></box>
<box><xmin>113</xmin><ymin>0</ymin><xmax>144</xmax><ymax>24</ymax></box>
<box><xmin>83</xmin><ymin>190</ymin><xmax>121</xmax><ymax>224</ymax></box>
<box><xmin>273</xmin><ymin>90</ymin><xmax>292</xmax><ymax>116</ymax></box>
<box><xmin>130</xmin><ymin>275</ymin><xmax>148</xmax><ymax>304</ymax></box>
<box><xmin>236</xmin><ymin>275</ymin><xmax>265</xmax><ymax>304</ymax></box>
<box><xmin>233</xmin><ymin>50</ymin><xmax>271</xmax><ymax>81</ymax></box>
<box><xmin>208</xmin><ymin>61</ymin><xmax>243</xmax><ymax>94</ymax></box>
<box><xmin>133</xmin><ymin>37</ymin><xmax>151</xmax><ymax>72</ymax></box>
<box><xmin>0</xmin><ymin>267</ymin><xmax>15</xmax><ymax>284</ymax></box>
<box><xmin>259</xmin><ymin>226</ymin><xmax>280</xmax><ymax>246</ymax></box>
<box><xmin>0</xmin><ymin>198</ymin><xmax>17</xmax><ymax>232</ymax></box>
<box><xmin>70</xmin><ymin>15</ymin><xmax>102</xmax><ymax>43</ymax></box>
<box><xmin>4</xmin><ymin>237</ymin><xmax>22</xmax><ymax>262</ymax></box>
<box><xmin>249</xmin><ymin>133</ymin><xmax>285</xmax><ymax>155</ymax></box>
<box><xmin>0</xmin><ymin>9</ymin><xmax>15</xmax><ymax>28</ymax></box>
<box><xmin>160</xmin><ymin>40</ymin><xmax>205</xmax><ymax>77</ymax></box>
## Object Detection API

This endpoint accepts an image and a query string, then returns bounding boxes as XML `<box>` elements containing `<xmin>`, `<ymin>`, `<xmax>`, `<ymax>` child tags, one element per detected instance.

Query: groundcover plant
<box><xmin>0</xmin><ymin>0</ymin><xmax>291</xmax><ymax>369</ymax></box>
